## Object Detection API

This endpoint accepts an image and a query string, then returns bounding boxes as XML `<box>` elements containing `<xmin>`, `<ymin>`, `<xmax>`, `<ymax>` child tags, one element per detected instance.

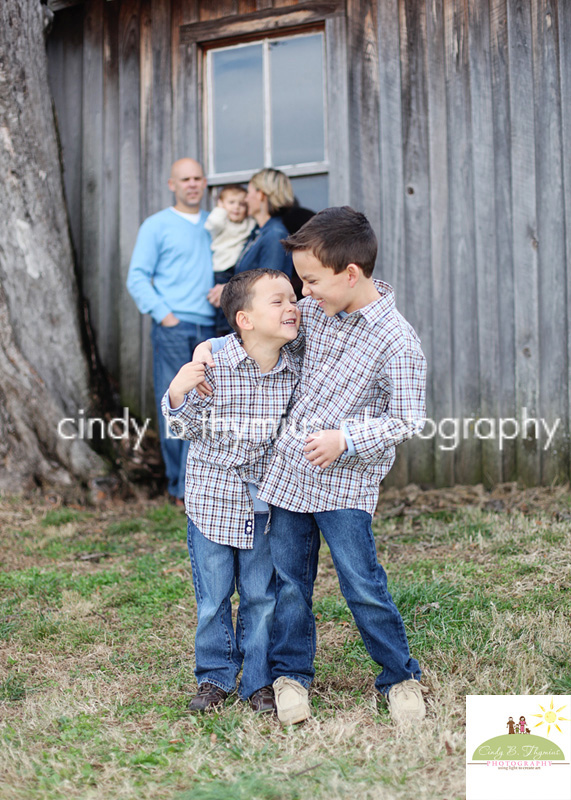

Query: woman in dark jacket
<box><xmin>234</xmin><ymin>168</ymin><xmax>295</xmax><ymax>277</ymax></box>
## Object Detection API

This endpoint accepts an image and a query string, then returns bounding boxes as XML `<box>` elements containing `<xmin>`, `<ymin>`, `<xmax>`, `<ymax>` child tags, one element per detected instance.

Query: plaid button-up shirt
<box><xmin>162</xmin><ymin>335</ymin><xmax>300</xmax><ymax>548</ymax></box>
<box><xmin>257</xmin><ymin>280</ymin><xmax>426</xmax><ymax>516</ymax></box>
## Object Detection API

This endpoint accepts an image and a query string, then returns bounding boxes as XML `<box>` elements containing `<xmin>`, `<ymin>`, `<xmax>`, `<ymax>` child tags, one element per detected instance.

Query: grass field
<box><xmin>1</xmin><ymin>483</ymin><xmax>570</xmax><ymax>800</ymax></box>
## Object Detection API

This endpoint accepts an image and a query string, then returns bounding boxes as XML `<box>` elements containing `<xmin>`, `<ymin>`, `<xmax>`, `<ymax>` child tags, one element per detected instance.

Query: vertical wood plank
<box><xmin>118</xmin><ymin>0</ymin><xmax>142</xmax><ymax>414</ymax></box>
<box><xmin>238</xmin><ymin>0</ymin><xmax>258</xmax><ymax>13</ymax></box>
<box><xmin>140</xmin><ymin>0</ymin><xmax>174</xmax><ymax>418</ymax></box>
<box><xmin>346</xmin><ymin>0</ymin><xmax>382</xmax><ymax>235</ymax></box>
<box><xmin>532</xmin><ymin>0</ymin><xmax>568</xmax><ymax>482</ymax></box>
<box><xmin>199</xmin><ymin>0</ymin><xmax>238</xmax><ymax>21</ymax></box>
<box><xmin>468</xmin><ymin>0</ymin><xmax>502</xmax><ymax>486</ymax></box>
<box><xmin>325</xmin><ymin>14</ymin><xmax>350</xmax><ymax>206</ymax></box>
<box><xmin>398</xmin><ymin>0</ymin><xmax>433</xmax><ymax>486</ymax></box>
<box><xmin>46</xmin><ymin>5</ymin><xmax>84</xmax><ymax>263</ymax></box>
<box><xmin>81</xmin><ymin>0</ymin><xmax>104</xmax><ymax>350</ymax></box>
<box><xmin>376</xmin><ymin>0</ymin><xmax>407</xmax><ymax>489</ymax></box>
<box><xmin>426</xmin><ymin>0</ymin><xmax>453</xmax><ymax>487</ymax></box>
<box><xmin>179</xmin><ymin>0</ymin><xmax>199</xmax><ymax>24</ymax></box>
<box><xmin>489</xmin><ymin>0</ymin><xmax>517</xmax><ymax>482</ymax></box>
<box><xmin>377</xmin><ymin>0</ymin><xmax>405</xmax><ymax>305</ymax></box>
<box><xmin>100</xmin><ymin>0</ymin><xmax>120</xmax><ymax>378</ymax></box>
<box><xmin>444</xmin><ymin>0</ymin><xmax>482</xmax><ymax>484</ymax></box>
<box><xmin>173</xmin><ymin>18</ymin><xmax>200</xmax><ymax>161</ymax></box>
<box><xmin>507</xmin><ymin>0</ymin><xmax>540</xmax><ymax>485</ymax></box>
<box><xmin>349</xmin><ymin>0</ymin><xmax>405</xmax><ymax>489</ymax></box>
<box><xmin>559</xmin><ymin>0</ymin><xmax>571</xmax><ymax>486</ymax></box>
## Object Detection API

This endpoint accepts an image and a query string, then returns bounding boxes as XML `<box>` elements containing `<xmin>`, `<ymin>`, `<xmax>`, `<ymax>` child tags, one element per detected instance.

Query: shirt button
<box><xmin>336</xmin><ymin>331</ymin><xmax>343</xmax><ymax>338</ymax></box>
<box><xmin>322</xmin><ymin>364</ymin><xmax>330</xmax><ymax>372</ymax></box>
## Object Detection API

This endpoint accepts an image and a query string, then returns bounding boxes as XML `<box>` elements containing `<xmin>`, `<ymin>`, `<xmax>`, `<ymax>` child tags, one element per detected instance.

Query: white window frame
<box><xmin>204</xmin><ymin>31</ymin><xmax>329</xmax><ymax>190</ymax></box>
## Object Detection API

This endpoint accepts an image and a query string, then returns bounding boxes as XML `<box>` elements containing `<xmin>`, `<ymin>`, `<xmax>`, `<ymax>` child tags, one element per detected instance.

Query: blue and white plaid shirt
<box><xmin>257</xmin><ymin>280</ymin><xmax>426</xmax><ymax>516</ymax></box>
<box><xmin>162</xmin><ymin>335</ymin><xmax>300</xmax><ymax>548</ymax></box>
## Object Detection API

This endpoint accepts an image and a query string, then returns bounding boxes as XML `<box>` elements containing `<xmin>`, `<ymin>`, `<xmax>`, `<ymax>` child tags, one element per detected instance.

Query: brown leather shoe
<box><xmin>188</xmin><ymin>682</ymin><xmax>228</xmax><ymax>712</ymax></box>
<box><xmin>249</xmin><ymin>685</ymin><xmax>276</xmax><ymax>714</ymax></box>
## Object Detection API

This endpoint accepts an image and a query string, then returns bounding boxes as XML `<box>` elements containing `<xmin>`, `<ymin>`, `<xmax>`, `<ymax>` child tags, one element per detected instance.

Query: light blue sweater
<box><xmin>126</xmin><ymin>208</ymin><xmax>215</xmax><ymax>325</ymax></box>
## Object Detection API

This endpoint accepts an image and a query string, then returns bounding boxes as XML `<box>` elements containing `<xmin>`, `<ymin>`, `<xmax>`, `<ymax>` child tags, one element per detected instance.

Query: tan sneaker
<box><xmin>273</xmin><ymin>677</ymin><xmax>311</xmax><ymax>725</ymax></box>
<box><xmin>387</xmin><ymin>679</ymin><xmax>426</xmax><ymax>725</ymax></box>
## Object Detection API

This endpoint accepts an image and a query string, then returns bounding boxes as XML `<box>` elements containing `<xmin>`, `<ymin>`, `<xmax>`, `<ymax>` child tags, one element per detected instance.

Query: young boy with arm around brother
<box><xmin>163</xmin><ymin>269</ymin><xmax>300</xmax><ymax>713</ymax></box>
<box><xmin>195</xmin><ymin>206</ymin><xmax>428</xmax><ymax>727</ymax></box>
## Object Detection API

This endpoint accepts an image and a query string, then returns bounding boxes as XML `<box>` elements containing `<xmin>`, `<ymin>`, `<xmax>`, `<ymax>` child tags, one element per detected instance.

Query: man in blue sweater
<box><xmin>127</xmin><ymin>159</ymin><xmax>216</xmax><ymax>504</ymax></box>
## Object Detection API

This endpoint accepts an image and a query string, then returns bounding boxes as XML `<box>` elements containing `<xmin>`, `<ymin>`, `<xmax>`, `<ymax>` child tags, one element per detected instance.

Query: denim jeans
<box><xmin>186</xmin><ymin>515</ymin><xmax>275</xmax><ymax>699</ymax></box>
<box><xmin>151</xmin><ymin>320</ymin><xmax>215</xmax><ymax>498</ymax></box>
<box><xmin>269</xmin><ymin>507</ymin><xmax>421</xmax><ymax>694</ymax></box>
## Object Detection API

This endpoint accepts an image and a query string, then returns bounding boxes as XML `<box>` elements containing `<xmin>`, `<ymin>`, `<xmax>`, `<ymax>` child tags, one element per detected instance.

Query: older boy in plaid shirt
<box><xmin>198</xmin><ymin>207</ymin><xmax>427</xmax><ymax>726</ymax></box>
<box><xmin>162</xmin><ymin>269</ymin><xmax>300</xmax><ymax>713</ymax></box>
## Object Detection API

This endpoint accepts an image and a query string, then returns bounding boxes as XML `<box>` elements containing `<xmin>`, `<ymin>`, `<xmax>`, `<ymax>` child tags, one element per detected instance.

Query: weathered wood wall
<box><xmin>47</xmin><ymin>0</ymin><xmax>571</xmax><ymax>487</ymax></box>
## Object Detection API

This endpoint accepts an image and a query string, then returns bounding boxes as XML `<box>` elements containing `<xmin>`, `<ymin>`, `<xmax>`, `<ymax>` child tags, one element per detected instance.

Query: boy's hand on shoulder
<box><xmin>303</xmin><ymin>430</ymin><xmax>348</xmax><ymax>469</ymax></box>
<box><xmin>192</xmin><ymin>341</ymin><xmax>215</xmax><ymax>397</ymax></box>
<box><xmin>168</xmin><ymin>361</ymin><xmax>208</xmax><ymax>408</ymax></box>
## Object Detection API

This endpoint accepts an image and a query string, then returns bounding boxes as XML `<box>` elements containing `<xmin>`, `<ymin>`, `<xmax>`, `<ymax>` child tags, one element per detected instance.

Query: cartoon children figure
<box><xmin>507</xmin><ymin>716</ymin><xmax>516</xmax><ymax>734</ymax></box>
<box><xmin>519</xmin><ymin>716</ymin><xmax>526</xmax><ymax>734</ymax></box>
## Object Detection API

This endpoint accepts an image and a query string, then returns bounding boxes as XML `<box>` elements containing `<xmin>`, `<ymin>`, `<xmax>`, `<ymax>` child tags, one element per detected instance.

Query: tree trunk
<box><xmin>0</xmin><ymin>0</ymin><xmax>104</xmax><ymax>492</ymax></box>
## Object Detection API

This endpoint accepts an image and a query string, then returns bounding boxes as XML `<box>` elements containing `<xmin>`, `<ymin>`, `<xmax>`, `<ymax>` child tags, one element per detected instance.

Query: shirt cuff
<box><xmin>341</xmin><ymin>423</ymin><xmax>356</xmax><ymax>456</ymax></box>
<box><xmin>166</xmin><ymin>393</ymin><xmax>187</xmax><ymax>414</ymax></box>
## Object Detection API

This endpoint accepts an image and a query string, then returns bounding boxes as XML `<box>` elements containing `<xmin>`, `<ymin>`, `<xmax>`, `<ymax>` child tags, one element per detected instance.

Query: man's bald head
<box><xmin>168</xmin><ymin>158</ymin><xmax>207</xmax><ymax>213</ymax></box>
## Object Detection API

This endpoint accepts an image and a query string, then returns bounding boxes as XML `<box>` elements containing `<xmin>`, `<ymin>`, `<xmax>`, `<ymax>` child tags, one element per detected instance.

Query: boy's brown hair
<box><xmin>221</xmin><ymin>268</ymin><xmax>293</xmax><ymax>333</ymax></box>
<box><xmin>282</xmin><ymin>206</ymin><xmax>377</xmax><ymax>277</ymax></box>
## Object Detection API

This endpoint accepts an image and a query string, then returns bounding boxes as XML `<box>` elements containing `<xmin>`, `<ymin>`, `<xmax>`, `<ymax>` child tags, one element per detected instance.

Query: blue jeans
<box><xmin>186</xmin><ymin>515</ymin><xmax>276</xmax><ymax>699</ymax></box>
<box><xmin>151</xmin><ymin>320</ymin><xmax>215</xmax><ymax>498</ymax></box>
<box><xmin>269</xmin><ymin>507</ymin><xmax>421</xmax><ymax>694</ymax></box>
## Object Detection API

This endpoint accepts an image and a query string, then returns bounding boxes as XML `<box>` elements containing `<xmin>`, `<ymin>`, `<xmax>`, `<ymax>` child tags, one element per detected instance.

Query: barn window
<box><xmin>205</xmin><ymin>31</ymin><xmax>328</xmax><ymax>212</ymax></box>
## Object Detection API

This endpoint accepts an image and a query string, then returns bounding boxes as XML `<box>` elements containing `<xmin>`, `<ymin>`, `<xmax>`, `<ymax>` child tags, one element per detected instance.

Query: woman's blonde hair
<box><xmin>250</xmin><ymin>168</ymin><xmax>294</xmax><ymax>216</ymax></box>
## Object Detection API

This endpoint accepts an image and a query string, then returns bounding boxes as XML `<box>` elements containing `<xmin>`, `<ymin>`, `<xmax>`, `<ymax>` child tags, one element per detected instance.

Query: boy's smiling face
<box><xmin>294</xmin><ymin>250</ymin><xmax>354</xmax><ymax>316</ymax></box>
<box><xmin>237</xmin><ymin>275</ymin><xmax>300</xmax><ymax>344</ymax></box>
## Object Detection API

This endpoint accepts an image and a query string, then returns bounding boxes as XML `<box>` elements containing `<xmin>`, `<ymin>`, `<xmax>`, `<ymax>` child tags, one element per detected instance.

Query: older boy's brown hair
<box><xmin>282</xmin><ymin>206</ymin><xmax>377</xmax><ymax>277</ymax></box>
<box><xmin>221</xmin><ymin>268</ymin><xmax>293</xmax><ymax>333</ymax></box>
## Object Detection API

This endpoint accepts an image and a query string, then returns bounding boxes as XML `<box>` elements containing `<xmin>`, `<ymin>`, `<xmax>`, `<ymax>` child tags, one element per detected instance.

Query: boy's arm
<box><xmin>342</xmin><ymin>349</ymin><xmax>427</xmax><ymax>459</ymax></box>
<box><xmin>161</xmin><ymin>362</ymin><xmax>215</xmax><ymax>440</ymax></box>
<box><xmin>304</xmin><ymin>349</ymin><xmax>426</xmax><ymax>468</ymax></box>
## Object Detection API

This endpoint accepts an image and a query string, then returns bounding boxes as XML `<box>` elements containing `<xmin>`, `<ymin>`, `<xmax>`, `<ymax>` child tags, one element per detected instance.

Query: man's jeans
<box><xmin>269</xmin><ymin>507</ymin><xmax>421</xmax><ymax>694</ymax></box>
<box><xmin>187</xmin><ymin>515</ymin><xmax>276</xmax><ymax>700</ymax></box>
<box><xmin>151</xmin><ymin>320</ymin><xmax>215</xmax><ymax>498</ymax></box>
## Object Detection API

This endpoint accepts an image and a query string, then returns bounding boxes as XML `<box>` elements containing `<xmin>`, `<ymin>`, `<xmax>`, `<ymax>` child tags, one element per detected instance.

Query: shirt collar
<box><xmin>223</xmin><ymin>333</ymin><xmax>300</xmax><ymax>376</ymax></box>
<box><xmin>342</xmin><ymin>279</ymin><xmax>396</xmax><ymax>326</ymax></box>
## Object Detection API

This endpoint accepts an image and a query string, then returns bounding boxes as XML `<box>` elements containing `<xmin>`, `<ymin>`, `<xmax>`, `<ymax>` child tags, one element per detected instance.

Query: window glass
<box><xmin>290</xmin><ymin>175</ymin><xmax>329</xmax><ymax>213</ymax></box>
<box><xmin>211</xmin><ymin>44</ymin><xmax>264</xmax><ymax>173</ymax></box>
<box><xmin>270</xmin><ymin>35</ymin><xmax>325</xmax><ymax>166</ymax></box>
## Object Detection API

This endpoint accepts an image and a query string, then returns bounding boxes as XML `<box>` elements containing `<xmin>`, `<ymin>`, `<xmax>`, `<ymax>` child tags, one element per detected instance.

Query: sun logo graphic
<box><xmin>531</xmin><ymin>698</ymin><xmax>568</xmax><ymax>737</ymax></box>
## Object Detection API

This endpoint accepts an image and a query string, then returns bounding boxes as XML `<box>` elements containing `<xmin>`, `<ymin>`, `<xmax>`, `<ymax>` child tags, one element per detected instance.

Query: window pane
<box><xmin>211</xmin><ymin>45</ymin><xmax>264</xmax><ymax>173</ymax></box>
<box><xmin>270</xmin><ymin>35</ymin><xmax>325</xmax><ymax>166</ymax></box>
<box><xmin>290</xmin><ymin>175</ymin><xmax>329</xmax><ymax>212</ymax></box>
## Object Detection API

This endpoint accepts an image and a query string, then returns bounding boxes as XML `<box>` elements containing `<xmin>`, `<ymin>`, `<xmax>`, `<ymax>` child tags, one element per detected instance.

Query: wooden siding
<box><xmin>47</xmin><ymin>0</ymin><xmax>571</xmax><ymax>486</ymax></box>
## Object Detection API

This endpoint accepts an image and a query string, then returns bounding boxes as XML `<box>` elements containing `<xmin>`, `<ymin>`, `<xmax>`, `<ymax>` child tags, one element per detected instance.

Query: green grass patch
<box><xmin>40</xmin><ymin>508</ymin><xmax>90</xmax><ymax>527</ymax></box>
